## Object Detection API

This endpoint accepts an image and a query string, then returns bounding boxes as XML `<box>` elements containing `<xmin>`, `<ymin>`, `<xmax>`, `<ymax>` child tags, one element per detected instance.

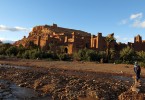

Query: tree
<box><xmin>136</xmin><ymin>51</ymin><xmax>145</xmax><ymax>62</ymax></box>
<box><xmin>26</xmin><ymin>41</ymin><xmax>38</xmax><ymax>49</ymax></box>
<box><xmin>109</xmin><ymin>48</ymin><xmax>116</xmax><ymax>61</ymax></box>
<box><xmin>0</xmin><ymin>43</ymin><xmax>12</xmax><ymax>55</ymax></box>
<box><xmin>120</xmin><ymin>46</ymin><xmax>136</xmax><ymax>63</ymax></box>
<box><xmin>136</xmin><ymin>51</ymin><xmax>145</xmax><ymax>67</ymax></box>
<box><xmin>105</xmin><ymin>33</ymin><xmax>116</xmax><ymax>62</ymax></box>
<box><xmin>48</xmin><ymin>43</ymin><xmax>55</xmax><ymax>51</ymax></box>
<box><xmin>6</xmin><ymin>46</ymin><xmax>18</xmax><ymax>56</ymax></box>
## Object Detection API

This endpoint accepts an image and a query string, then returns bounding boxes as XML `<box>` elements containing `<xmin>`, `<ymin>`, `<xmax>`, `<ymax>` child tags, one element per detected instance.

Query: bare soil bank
<box><xmin>0</xmin><ymin>59</ymin><xmax>145</xmax><ymax>76</ymax></box>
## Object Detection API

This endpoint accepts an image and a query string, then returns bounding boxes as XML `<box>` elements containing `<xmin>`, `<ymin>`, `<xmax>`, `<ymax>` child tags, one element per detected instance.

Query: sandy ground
<box><xmin>0</xmin><ymin>59</ymin><xmax>145</xmax><ymax>76</ymax></box>
<box><xmin>0</xmin><ymin>63</ymin><xmax>132</xmax><ymax>100</ymax></box>
<box><xmin>0</xmin><ymin>59</ymin><xmax>145</xmax><ymax>99</ymax></box>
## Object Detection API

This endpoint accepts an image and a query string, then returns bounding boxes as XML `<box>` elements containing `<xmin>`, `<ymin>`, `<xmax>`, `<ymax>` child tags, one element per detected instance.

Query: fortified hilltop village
<box><xmin>14</xmin><ymin>24</ymin><xmax>145</xmax><ymax>54</ymax></box>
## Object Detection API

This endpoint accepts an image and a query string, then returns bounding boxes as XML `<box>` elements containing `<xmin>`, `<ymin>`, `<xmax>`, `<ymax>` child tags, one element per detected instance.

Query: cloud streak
<box><xmin>130</xmin><ymin>13</ymin><xmax>143</xmax><ymax>20</ymax></box>
<box><xmin>120</xmin><ymin>12</ymin><xmax>145</xmax><ymax>28</ymax></box>
<box><xmin>0</xmin><ymin>25</ymin><xmax>31</xmax><ymax>32</ymax></box>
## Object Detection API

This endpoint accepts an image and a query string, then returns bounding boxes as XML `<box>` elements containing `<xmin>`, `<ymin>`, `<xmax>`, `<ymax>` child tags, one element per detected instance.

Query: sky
<box><xmin>0</xmin><ymin>0</ymin><xmax>145</xmax><ymax>43</ymax></box>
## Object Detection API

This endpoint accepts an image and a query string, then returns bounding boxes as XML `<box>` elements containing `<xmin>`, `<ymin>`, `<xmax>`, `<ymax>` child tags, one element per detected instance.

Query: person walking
<box><xmin>134</xmin><ymin>62</ymin><xmax>141</xmax><ymax>82</ymax></box>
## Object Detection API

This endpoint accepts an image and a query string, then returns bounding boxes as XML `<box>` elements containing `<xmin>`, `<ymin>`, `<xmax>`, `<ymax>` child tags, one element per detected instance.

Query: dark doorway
<box><xmin>85</xmin><ymin>43</ymin><xmax>89</xmax><ymax>48</ymax></box>
<box><xmin>64</xmin><ymin>48</ymin><xmax>68</xmax><ymax>53</ymax></box>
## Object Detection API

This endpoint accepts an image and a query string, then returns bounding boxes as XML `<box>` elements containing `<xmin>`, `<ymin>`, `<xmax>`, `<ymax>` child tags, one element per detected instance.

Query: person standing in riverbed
<box><xmin>134</xmin><ymin>62</ymin><xmax>141</xmax><ymax>82</ymax></box>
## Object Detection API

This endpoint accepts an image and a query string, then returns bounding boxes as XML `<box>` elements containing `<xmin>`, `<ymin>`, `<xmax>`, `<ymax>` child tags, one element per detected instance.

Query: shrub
<box><xmin>57</xmin><ymin>53</ymin><xmax>71</xmax><ymax>61</ymax></box>
<box><xmin>0</xmin><ymin>43</ymin><xmax>12</xmax><ymax>55</ymax></box>
<box><xmin>73</xmin><ymin>52</ymin><xmax>80</xmax><ymax>61</ymax></box>
<box><xmin>0</xmin><ymin>55</ymin><xmax>6</xmax><ymax>59</ymax></box>
<box><xmin>138</xmin><ymin>62</ymin><xmax>145</xmax><ymax>68</ymax></box>
<box><xmin>86</xmin><ymin>50</ymin><xmax>98</xmax><ymax>61</ymax></box>
<box><xmin>22</xmin><ymin>50</ymin><xmax>30</xmax><ymax>59</ymax></box>
<box><xmin>77</xmin><ymin>49</ymin><xmax>100</xmax><ymax>61</ymax></box>
<box><xmin>98</xmin><ymin>51</ymin><xmax>106</xmax><ymax>63</ymax></box>
<box><xmin>6</xmin><ymin>46</ymin><xmax>18</xmax><ymax>56</ymax></box>
<box><xmin>78</xmin><ymin>49</ymin><xmax>87</xmax><ymax>61</ymax></box>
<box><xmin>114</xmin><ymin>60</ymin><xmax>122</xmax><ymax>64</ymax></box>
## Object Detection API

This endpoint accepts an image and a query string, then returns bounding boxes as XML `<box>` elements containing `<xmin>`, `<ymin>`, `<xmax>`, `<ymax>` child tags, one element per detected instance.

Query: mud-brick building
<box><xmin>14</xmin><ymin>24</ymin><xmax>92</xmax><ymax>54</ymax></box>
<box><xmin>14</xmin><ymin>24</ymin><xmax>145</xmax><ymax>54</ymax></box>
<box><xmin>128</xmin><ymin>35</ymin><xmax>145</xmax><ymax>51</ymax></box>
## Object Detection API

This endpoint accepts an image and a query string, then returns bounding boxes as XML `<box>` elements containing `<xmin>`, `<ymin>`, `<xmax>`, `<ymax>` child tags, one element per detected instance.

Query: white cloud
<box><xmin>120</xmin><ymin>12</ymin><xmax>145</xmax><ymax>28</ymax></box>
<box><xmin>130</xmin><ymin>13</ymin><xmax>143</xmax><ymax>20</ymax></box>
<box><xmin>0</xmin><ymin>25</ymin><xmax>31</xmax><ymax>32</ymax></box>
<box><xmin>0</xmin><ymin>37</ymin><xmax>6</xmax><ymax>41</ymax></box>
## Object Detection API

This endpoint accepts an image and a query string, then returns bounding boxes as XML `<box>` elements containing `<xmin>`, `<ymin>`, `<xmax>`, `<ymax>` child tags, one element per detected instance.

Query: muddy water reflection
<box><xmin>0</xmin><ymin>80</ymin><xmax>51</xmax><ymax>100</ymax></box>
<box><xmin>10</xmin><ymin>83</ymin><xmax>38</xmax><ymax>99</ymax></box>
<box><xmin>112</xmin><ymin>76</ymin><xmax>133</xmax><ymax>81</ymax></box>
<box><xmin>0</xmin><ymin>64</ymin><xmax>31</xmax><ymax>69</ymax></box>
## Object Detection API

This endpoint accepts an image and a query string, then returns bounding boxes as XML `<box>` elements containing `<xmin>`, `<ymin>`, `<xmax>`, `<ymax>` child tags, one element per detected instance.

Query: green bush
<box><xmin>73</xmin><ymin>52</ymin><xmax>80</xmax><ymax>61</ymax></box>
<box><xmin>0</xmin><ymin>43</ymin><xmax>12</xmax><ymax>55</ymax></box>
<box><xmin>57</xmin><ymin>53</ymin><xmax>71</xmax><ymax>61</ymax></box>
<box><xmin>76</xmin><ymin>49</ymin><xmax>100</xmax><ymax>61</ymax></box>
<box><xmin>78</xmin><ymin>49</ymin><xmax>87</xmax><ymax>61</ymax></box>
<box><xmin>86</xmin><ymin>50</ymin><xmax>98</xmax><ymax>61</ymax></box>
<box><xmin>0</xmin><ymin>55</ymin><xmax>6</xmax><ymax>59</ymax></box>
<box><xmin>6</xmin><ymin>46</ymin><xmax>18</xmax><ymax>56</ymax></box>
<box><xmin>138</xmin><ymin>62</ymin><xmax>145</xmax><ymax>68</ymax></box>
<box><xmin>114</xmin><ymin>60</ymin><xmax>122</xmax><ymax>64</ymax></box>
<box><xmin>22</xmin><ymin>50</ymin><xmax>30</xmax><ymax>59</ymax></box>
<box><xmin>97</xmin><ymin>51</ymin><xmax>107</xmax><ymax>63</ymax></box>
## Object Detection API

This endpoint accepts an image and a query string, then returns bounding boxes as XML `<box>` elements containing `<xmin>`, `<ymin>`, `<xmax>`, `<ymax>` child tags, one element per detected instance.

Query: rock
<box><xmin>87</xmin><ymin>90</ymin><xmax>99</xmax><ymax>99</ymax></box>
<box><xmin>18</xmin><ymin>82</ymin><xmax>28</xmax><ymax>87</ymax></box>
<box><xmin>131</xmin><ymin>85</ymin><xmax>140</xmax><ymax>93</ymax></box>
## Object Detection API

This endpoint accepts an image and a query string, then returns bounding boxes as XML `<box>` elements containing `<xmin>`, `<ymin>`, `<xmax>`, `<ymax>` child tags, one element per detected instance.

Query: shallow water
<box><xmin>0</xmin><ymin>80</ymin><xmax>51</xmax><ymax>100</ymax></box>
<box><xmin>112</xmin><ymin>75</ymin><xmax>133</xmax><ymax>81</ymax></box>
<box><xmin>0</xmin><ymin>64</ymin><xmax>31</xmax><ymax>69</ymax></box>
<box><xmin>10</xmin><ymin>83</ymin><xmax>38</xmax><ymax>99</ymax></box>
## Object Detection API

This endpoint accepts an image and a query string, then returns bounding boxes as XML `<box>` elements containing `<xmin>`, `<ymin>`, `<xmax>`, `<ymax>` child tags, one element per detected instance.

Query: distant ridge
<box><xmin>2</xmin><ymin>40</ymin><xmax>15</xmax><ymax>44</ymax></box>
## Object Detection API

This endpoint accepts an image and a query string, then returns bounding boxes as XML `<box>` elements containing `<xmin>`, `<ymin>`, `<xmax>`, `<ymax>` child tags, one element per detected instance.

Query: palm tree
<box><xmin>120</xmin><ymin>46</ymin><xmax>135</xmax><ymax>63</ymax></box>
<box><xmin>110</xmin><ymin>48</ymin><xmax>116</xmax><ymax>61</ymax></box>
<box><xmin>105</xmin><ymin>33</ymin><xmax>116</xmax><ymax>62</ymax></box>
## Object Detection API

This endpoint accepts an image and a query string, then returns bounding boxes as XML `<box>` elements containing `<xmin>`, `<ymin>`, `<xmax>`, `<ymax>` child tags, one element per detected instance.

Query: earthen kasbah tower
<box><xmin>14</xmin><ymin>24</ymin><xmax>145</xmax><ymax>54</ymax></box>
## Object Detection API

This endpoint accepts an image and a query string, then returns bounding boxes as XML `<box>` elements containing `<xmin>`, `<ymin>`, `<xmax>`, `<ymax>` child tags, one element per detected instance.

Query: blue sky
<box><xmin>0</xmin><ymin>0</ymin><xmax>145</xmax><ymax>43</ymax></box>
